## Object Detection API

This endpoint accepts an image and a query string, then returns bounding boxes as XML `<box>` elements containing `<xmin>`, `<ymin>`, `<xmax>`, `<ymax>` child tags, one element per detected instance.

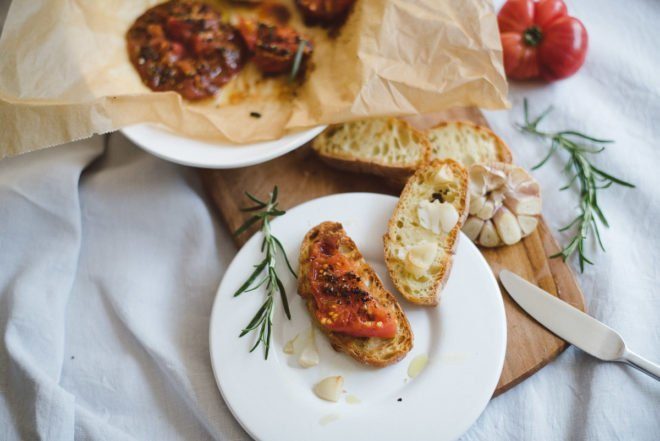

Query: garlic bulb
<box><xmin>463</xmin><ymin>163</ymin><xmax>541</xmax><ymax>247</ymax></box>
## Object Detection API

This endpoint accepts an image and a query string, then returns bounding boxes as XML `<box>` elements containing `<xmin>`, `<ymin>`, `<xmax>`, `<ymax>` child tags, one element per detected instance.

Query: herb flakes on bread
<box><xmin>312</xmin><ymin>118</ymin><xmax>430</xmax><ymax>180</ymax></box>
<box><xmin>298</xmin><ymin>221</ymin><xmax>413</xmax><ymax>367</ymax></box>
<box><xmin>384</xmin><ymin>159</ymin><xmax>470</xmax><ymax>306</ymax></box>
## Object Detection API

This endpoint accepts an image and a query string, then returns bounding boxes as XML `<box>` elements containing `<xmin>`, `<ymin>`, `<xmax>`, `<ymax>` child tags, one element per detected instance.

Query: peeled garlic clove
<box><xmin>283</xmin><ymin>335</ymin><xmax>298</xmax><ymax>355</ymax></box>
<box><xmin>478</xmin><ymin>220</ymin><xmax>501</xmax><ymax>247</ymax></box>
<box><xmin>518</xmin><ymin>215</ymin><xmax>539</xmax><ymax>237</ymax></box>
<box><xmin>417</xmin><ymin>200</ymin><xmax>458</xmax><ymax>234</ymax></box>
<box><xmin>298</xmin><ymin>328</ymin><xmax>319</xmax><ymax>368</ymax></box>
<box><xmin>438</xmin><ymin>202</ymin><xmax>459</xmax><ymax>233</ymax></box>
<box><xmin>469</xmin><ymin>195</ymin><xmax>486</xmax><ymax>215</ymax></box>
<box><xmin>314</xmin><ymin>376</ymin><xmax>344</xmax><ymax>402</ymax></box>
<box><xmin>462</xmin><ymin>217</ymin><xmax>484</xmax><ymax>241</ymax></box>
<box><xmin>405</xmin><ymin>241</ymin><xmax>438</xmax><ymax>277</ymax></box>
<box><xmin>504</xmin><ymin>193</ymin><xmax>542</xmax><ymax>216</ymax></box>
<box><xmin>477</xmin><ymin>199</ymin><xmax>495</xmax><ymax>220</ymax></box>
<box><xmin>493</xmin><ymin>207</ymin><xmax>522</xmax><ymax>245</ymax></box>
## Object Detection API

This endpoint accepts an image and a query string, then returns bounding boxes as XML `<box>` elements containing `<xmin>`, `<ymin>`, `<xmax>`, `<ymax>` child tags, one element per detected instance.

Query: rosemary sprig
<box><xmin>517</xmin><ymin>99</ymin><xmax>635</xmax><ymax>272</ymax></box>
<box><xmin>289</xmin><ymin>39</ymin><xmax>308</xmax><ymax>82</ymax></box>
<box><xmin>234</xmin><ymin>186</ymin><xmax>296</xmax><ymax>359</ymax></box>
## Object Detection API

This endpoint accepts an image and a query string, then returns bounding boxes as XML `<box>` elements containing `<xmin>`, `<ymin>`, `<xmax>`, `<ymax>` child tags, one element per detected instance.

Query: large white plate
<box><xmin>209</xmin><ymin>193</ymin><xmax>506</xmax><ymax>441</ymax></box>
<box><xmin>121</xmin><ymin>124</ymin><xmax>326</xmax><ymax>169</ymax></box>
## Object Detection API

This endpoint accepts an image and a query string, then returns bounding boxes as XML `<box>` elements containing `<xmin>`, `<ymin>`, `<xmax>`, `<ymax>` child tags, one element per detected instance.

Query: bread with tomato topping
<box><xmin>384</xmin><ymin>159</ymin><xmax>470</xmax><ymax>306</ymax></box>
<box><xmin>311</xmin><ymin>118</ymin><xmax>430</xmax><ymax>181</ymax></box>
<box><xmin>298</xmin><ymin>222</ymin><xmax>413</xmax><ymax>367</ymax></box>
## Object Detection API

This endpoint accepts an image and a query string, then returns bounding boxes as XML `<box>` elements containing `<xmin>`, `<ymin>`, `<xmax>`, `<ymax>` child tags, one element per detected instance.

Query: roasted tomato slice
<box><xmin>307</xmin><ymin>235</ymin><xmax>398</xmax><ymax>339</ymax></box>
<box><xmin>242</xmin><ymin>22</ymin><xmax>313</xmax><ymax>76</ymax></box>
<box><xmin>295</xmin><ymin>0</ymin><xmax>356</xmax><ymax>24</ymax></box>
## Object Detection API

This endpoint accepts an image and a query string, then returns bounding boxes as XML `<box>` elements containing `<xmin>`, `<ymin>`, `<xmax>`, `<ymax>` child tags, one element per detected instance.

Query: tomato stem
<box><xmin>523</xmin><ymin>25</ymin><xmax>543</xmax><ymax>47</ymax></box>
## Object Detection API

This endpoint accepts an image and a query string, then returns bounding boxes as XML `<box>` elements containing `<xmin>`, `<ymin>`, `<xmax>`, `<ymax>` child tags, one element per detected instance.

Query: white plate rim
<box><xmin>121</xmin><ymin>123</ymin><xmax>326</xmax><ymax>169</ymax></box>
<box><xmin>209</xmin><ymin>193</ymin><xmax>507</xmax><ymax>441</ymax></box>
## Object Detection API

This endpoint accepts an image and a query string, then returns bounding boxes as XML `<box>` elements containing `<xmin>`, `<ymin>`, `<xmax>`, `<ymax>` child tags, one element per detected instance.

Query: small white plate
<box><xmin>121</xmin><ymin>124</ymin><xmax>326</xmax><ymax>169</ymax></box>
<box><xmin>209</xmin><ymin>193</ymin><xmax>506</xmax><ymax>441</ymax></box>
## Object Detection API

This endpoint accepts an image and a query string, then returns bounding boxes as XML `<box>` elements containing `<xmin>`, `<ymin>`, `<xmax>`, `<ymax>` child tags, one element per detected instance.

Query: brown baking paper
<box><xmin>0</xmin><ymin>0</ymin><xmax>508</xmax><ymax>159</ymax></box>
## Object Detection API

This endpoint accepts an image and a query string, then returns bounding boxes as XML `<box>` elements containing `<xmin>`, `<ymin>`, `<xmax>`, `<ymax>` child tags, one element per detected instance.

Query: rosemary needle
<box><xmin>517</xmin><ymin>99</ymin><xmax>635</xmax><ymax>272</ymax></box>
<box><xmin>233</xmin><ymin>186</ymin><xmax>296</xmax><ymax>359</ymax></box>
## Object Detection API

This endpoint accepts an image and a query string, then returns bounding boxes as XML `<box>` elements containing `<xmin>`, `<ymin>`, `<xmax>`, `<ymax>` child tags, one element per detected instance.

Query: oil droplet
<box><xmin>407</xmin><ymin>354</ymin><xmax>429</xmax><ymax>378</ymax></box>
<box><xmin>346</xmin><ymin>394</ymin><xmax>361</xmax><ymax>404</ymax></box>
<box><xmin>319</xmin><ymin>414</ymin><xmax>340</xmax><ymax>426</ymax></box>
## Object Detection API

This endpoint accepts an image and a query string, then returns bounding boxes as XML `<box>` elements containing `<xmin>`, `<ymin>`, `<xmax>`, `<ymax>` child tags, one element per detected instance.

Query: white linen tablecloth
<box><xmin>1</xmin><ymin>0</ymin><xmax>659</xmax><ymax>439</ymax></box>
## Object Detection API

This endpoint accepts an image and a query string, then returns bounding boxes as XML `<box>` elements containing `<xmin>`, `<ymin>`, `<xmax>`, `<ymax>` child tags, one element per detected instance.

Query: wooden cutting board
<box><xmin>198</xmin><ymin>107</ymin><xmax>586</xmax><ymax>396</ymax></box>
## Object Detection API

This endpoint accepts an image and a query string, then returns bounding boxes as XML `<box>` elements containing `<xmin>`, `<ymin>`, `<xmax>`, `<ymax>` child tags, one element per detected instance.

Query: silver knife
<box><xmin>500</xmin><ymin>270</ymin><xmax>660</xmax><ymax>381</ymax></box>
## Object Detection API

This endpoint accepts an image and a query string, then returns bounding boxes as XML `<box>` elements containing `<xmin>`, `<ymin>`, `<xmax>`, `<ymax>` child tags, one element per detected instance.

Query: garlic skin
<box><xmin>464</xmin><ymin>162</ymin><xmax>542</xmax><ymax>247</ymax></box>
<box><xmin>313</xmin><ymin>376</ymin><xmax>344</xmax><ymax>402</ymax></box>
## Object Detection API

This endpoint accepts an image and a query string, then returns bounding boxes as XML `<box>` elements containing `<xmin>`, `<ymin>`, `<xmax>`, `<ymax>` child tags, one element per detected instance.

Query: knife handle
<box><xmin>621</xmin><ymin>349</ymin><xmax>660</xmax><ymax>381</ymax></box>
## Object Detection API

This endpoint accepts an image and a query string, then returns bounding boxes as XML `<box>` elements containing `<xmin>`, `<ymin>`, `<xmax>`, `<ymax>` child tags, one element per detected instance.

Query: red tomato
<box><xmin>498</xmin><ymin>0</ymin><xmax>588</xmax><ymax>81</ymax></box>
<box><xmin>307</xmin><ymin>236</ymin><xmax>398</xmax><ymax>339</ymax></box>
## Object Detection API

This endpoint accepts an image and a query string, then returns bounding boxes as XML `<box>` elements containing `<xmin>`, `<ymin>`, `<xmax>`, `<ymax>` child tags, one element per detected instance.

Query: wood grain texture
<box><xmin>199</xmin><ymin>107</ymin><xmax>585</xmax><ymax>396</ymax></box>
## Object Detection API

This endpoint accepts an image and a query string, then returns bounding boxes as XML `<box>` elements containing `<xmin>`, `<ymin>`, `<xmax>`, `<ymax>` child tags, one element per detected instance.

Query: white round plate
<box><xmin>121</xmin><ymin>124</ymin><xmax>326</xmax><ymax>169</ymax></box>
<box><xmin>210</xmin><ymin>193</ymin><xmax>506</xmax><ymax>441</ymax></box>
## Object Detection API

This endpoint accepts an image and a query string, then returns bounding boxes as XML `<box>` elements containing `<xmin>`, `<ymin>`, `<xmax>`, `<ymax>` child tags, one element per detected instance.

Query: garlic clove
<box><xmin>462</xmin><ymin>217</ymin><xmax>484</xmax><ymax>241</ymax></box>
<box><xmin>437</xmin><ymin>203</ymin><xmax>459</xmax><ymax>233</ymax></box>
<box><xmin>518</xmin><ymin>215</ymin><xmax>539</xmax><ymax>237</ymax></box>
<box><xmin>493</xmin><ymin>207</ymin><xmax>522</xmax><ymax>245</ymax></box>
<box><xmin>484</xmin><ymin>169</ymin><xmax>507</xmax><ymax>191</ymax></box>
<box><xmin>504</xmin><ymin>193</ymin><xmax>542</xmax><ymax>216</ymax></box>
<box><xmin>490</xmin><ymin>189</ymin><xmax>506</xmax><ymax>206</ymax></box>
<box><xmin>314</xmin><ymin>376</ymin><xmax>344</xmax><ymax>402</ymax></box>
<box><xmin>283</xmin><ymin>335</ymin><xmax>298</xmax><ymax>355</ymax></box>
<box><xmin>298</xmin><ymin>328</ymin><xmax>320</xmax><ymax>368</ymax></box>
<box><xmin>477</xmin><ymin>199</ymin><xmax>495</xmax><ymax>220</ymax></box>
<box><xmin>469</xmin><ymin>194</ymin><xmax>486</xmax><ymax>215</ymax></box>
<box><xmin>508</xmin><ymin>167</ymin><xmax>531</xmax><ymax>188</ymax></box>
<box><xmin>405</xmin><ymin>241</ymin><xmax>438</xmax><ymax>276</ymax></box>
<box><xmin>478</xmin><ymin>220</ymin><xmax>501</xmax><ymax>247</ymax></box>
<box><xmin>418</xmin><ymin>200</ymin><xmax>459</xmax><ymax>234</ymax></box>
<box><xmin>515</xmin><ymin>180</ymin><xmax>541</xmax><ymax>197</ymax></box>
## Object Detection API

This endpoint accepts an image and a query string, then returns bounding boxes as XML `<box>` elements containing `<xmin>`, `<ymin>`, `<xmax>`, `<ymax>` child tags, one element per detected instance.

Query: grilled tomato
<box><xmin>126</xmin><ymin>0</ymin><xmax>247</xmax><ymax>100</ymax></box>
<box><xmin>238</xmin><ymin>20</ymin><xmax>313</xmax><ymax>76</ymax></box>
<box><xmin>295</xmin><ymin>0</ymin><xmax>356</xmax><ymax>24</ymax></box>
<box><xmin>306</xmin><ymin>233</ymin><xmax>397</xmax><ymax>339</ymax></box>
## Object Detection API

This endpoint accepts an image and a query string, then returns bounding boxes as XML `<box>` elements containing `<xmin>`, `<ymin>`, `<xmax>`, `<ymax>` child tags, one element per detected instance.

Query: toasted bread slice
<box><xmin>298</xmin><ymin>222</ymin><xmax>413</xmax><ymax>367</ymax></box>
<box><xmin>384</xmin><ymin>160</ymin><xmax>469</xmax><ymax>306</ymax></box>
<box><xmin>312</xmin><ymin>118</ymin><xmax>430</xmax><ymax>180</ymax></box>
<box><xmin>426</xmin><ymin>120</ymin><xmax>513</xmax><ymax>166</ymax></box>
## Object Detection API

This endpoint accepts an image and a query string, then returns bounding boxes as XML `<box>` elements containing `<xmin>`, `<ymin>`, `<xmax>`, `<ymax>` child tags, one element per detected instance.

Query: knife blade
<box><xmin>499</xmin><ymin>270</ymin><xmax>660</xmax><ymax>381</ymax></box>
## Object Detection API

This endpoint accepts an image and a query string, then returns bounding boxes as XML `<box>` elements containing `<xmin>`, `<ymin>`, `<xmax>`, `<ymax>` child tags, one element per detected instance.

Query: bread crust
<box><xmin>298</xmin><ymin>221</ymin><xmax>413</xmax><ymax>367</ymax></box>
<box><xmin>312</xmin><ymin>118</ymin><xmax>431</xmax><ymax>180</ymax></box>
<box><xmin>384</xmin><ymin>159</ymin><xmax>470</xmax><ymax>306</ymax></box>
